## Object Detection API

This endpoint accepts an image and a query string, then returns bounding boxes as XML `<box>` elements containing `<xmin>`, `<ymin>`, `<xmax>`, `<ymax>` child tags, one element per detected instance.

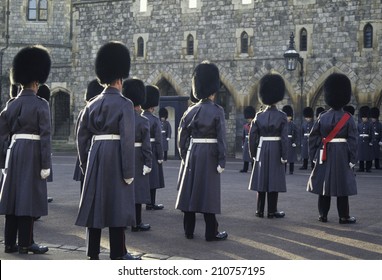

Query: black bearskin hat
<box><xmin>359</xmin><ymin>106</ymin><xmax>370</xmax><ymax>118</ymax></box>
<box><xmin>36</xmin><ymin>84</ymin><xmax>51</xmax><ymax>102</ymax></box>
<box><xmin>122</xmin><ymin>78</ymin><xmax>146</xmax><ymax>106</ymax></box>
<box><xmin>159</xmin><ymin>107</ymin><xmax>168</xmax><ymax>119</ymax></box>
<box><xmin>85</xmin><ymin>79</ymin><xmax>104</xmax><ymax>102</ymax></box>
<box><xmin>142</xmin><ymin>85</ymin><xmax>160</xmax><ymax>109</ymax></box>
<box><xmin>282</xmin><ymin>105</ymin><xmax>293</xmax><ymax>117</ymax></box>
<box><xmin>10</xmin><ymin>45</ymin><xmax>51</xmax><ymax>86</ymax></box>
<box><xmin>343</xmin><ymin>105</ymin><xmax>355</xmax><ymax>115</ymax></box>
<box><xmin>371</xmin><ymin>107</ymin><xmax>380</xmax><ymax>119</ymax></box>
<box><xmin>316</xmin><ymin>107</ymin><xmax>325</xmax><ymax>117</ymax></box>
<box><xmin>192</xmin><ymin>61</ymin><xmax>220</xmax><ymax>100</ymax></box>
<box><xmin>95</xmin><ymin>41</ymin><xmax>130</xmax><ymax>84</ymax></box>
<box><xmin>303</xmin><ymin>107</ymin><xmax>314</xmax><ymax>118</ymax></box>
<box><xmin>10</xmin><ymin>84</ymin><xmax>19</xmax><ymax>98</ymax></box>
<box><xmin>259</xmin><ymin>74</ymin><xmax>285</xmax><ymax>105</ymax></box>
<box><xmin>324</xmin><ymin>73</ymin><xmax>351</xmax><ymax>110</ymax></box>
<box><xmin>244</xmin><ymin>106</ymin><xmax>256</xmax><ymax>119</ymax></box>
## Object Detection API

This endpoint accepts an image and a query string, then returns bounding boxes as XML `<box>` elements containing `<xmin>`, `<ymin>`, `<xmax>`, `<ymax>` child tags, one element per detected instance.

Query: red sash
<box><xmin>321</xmin><ymin>113</ymin><xmax>351</xmax><ymax>162</ymax></box>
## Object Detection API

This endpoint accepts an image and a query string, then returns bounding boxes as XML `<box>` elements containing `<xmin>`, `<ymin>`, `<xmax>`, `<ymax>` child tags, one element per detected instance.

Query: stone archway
<box><xmin>51</xmin><ymin>90</ymin><xmax>71</xmax><ymax>140</ymax></box>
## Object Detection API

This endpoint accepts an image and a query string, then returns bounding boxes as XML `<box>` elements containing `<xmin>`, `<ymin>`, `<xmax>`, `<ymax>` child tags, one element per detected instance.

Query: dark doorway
<box><xmin>159</xmin><ymin>96</ymin><xmax>189</xmax><ymax>159</ymax></box>
<box><xmin>52</xmin><ymin>90</ymin><xmax>70</xmax><ymax>140</ymax></box>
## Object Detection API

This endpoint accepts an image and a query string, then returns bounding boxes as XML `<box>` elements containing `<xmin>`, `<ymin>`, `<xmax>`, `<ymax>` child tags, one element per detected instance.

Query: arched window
<box><xmin>137</xmin><ymin>37</ymin><xmax>144</xmax><ymax>57</ymax></box>
<box><xmin>364</xmin><ymin>23</ymin><xmax>373</xmax><ymax>48</ymax></box>
<box><xmin>300</xmin><ymin>28</ymin><xmax>307</xmax><ymax>51</ymax></box>
<box><xmin>187</xmin><ymin>34</ymin><xmax>194</xmax><ymax>55</ymax></box>
<box><xmin>28</xmin><ymin>0</ymin><xmax>48</xmax><ymax>21</ymax></box>
<box><xmin>240</xmin><ymin>32</ymin><xmax>249</xmax><ymax>54</ymax></box>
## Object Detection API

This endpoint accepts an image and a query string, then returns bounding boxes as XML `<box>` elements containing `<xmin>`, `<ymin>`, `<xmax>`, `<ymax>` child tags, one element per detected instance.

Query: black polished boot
<box><xmin>19</xmin><ymin>243</ymin><xmax>48</xmax><ymax>254</ymax></box>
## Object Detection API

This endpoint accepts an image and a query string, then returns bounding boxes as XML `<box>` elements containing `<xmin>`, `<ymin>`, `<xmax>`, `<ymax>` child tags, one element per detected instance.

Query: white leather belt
<box><xmin>13</xmin><ymin>134</ymin><xmax>40</xmax><ymax>140</ymax></box>
<box><xmin>375</xmin><ymin>132</ymin><xmax>379</xmax><ymax>135</ymax></box>
<box><xmin>329</xmin><ymin>138</ymin><xmax>347</xmax><ymax>143</ymax></box>
<box><xmin>304</xmin><ymin>133</ymin><xmax>309</xmax><ymax>136</ymax></box>
<box><xmin>359</xmin><ymin>134</ymin><xmax>369</xmax><ymax>137</ymax></box>
<box><xmin>93</xmin><ymin>134</ymin><xmax>120</xmax><ymax>141</ymax></box>
<box><xmin>161</xmin><ymin>131</ymin><xmax>166</xmax><ymax>133</ymax></box>
<box><xmin>192</xmin><ymin>138</ymin><xmax>218</xmax><ymax>143</ymax></box>
<box><xmin>256</xmin><ymin>136</ymin><xmax>281</xmax><ymax>161</ymax></box>
<box><xmin>288</xmin><ymin>135</ymin><xmax>292</xmax><ymax>138</ymax></box>
<box><xmin>134</xmin><ymin>142</ymin><xmax>142</xmax><ymax>147</ymax></box>
<box><xmin>245</xmin><ymin>135</ymin><xmax>249</xmax><ymax>138</ymax></box>
<box><xmin>5</xmin><ymin>134</ymin><xmax>41</xmax><ymax>170</ymax></box>
<box><xmin>150</xmin><ymin>138</ymin><xmax>156</xmax><ymax>142</ymax></box>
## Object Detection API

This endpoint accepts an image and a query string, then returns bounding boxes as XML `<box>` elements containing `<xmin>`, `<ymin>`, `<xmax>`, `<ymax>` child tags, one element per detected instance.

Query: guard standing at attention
<box><xmin>282</xmin><ymin>105</ymin><xmax>297</xmax><ymax>174</ymax></box>
<box><xmin>370</xmin><ymin>107</ymin><xmax>382</xmax><ymax>169</ymax></box>
<box><xmin>176</xmin><ymin>61</ymin><xmax>228</xmax><ymax>241</ymax></box>
<box><xmin>307</xmin><ymin>73</ymin><xmax>357</xmax><ymax>224</ymax></box>
<box><xmin>142</xmin><ymin>85</ymin><xmax>165</xmax><ymax>210</ymax></box>
<box><xmin>357</xmin><ymin>106</ymin><xmax>373</xmax><ymax>172</ymax></box>
<box><xmin>0</xmin><ymin>45</ymin><xmax>51</xmax><ymax>254</ymax></box>
<box><xmin>73</xmin><ymin>79</ymin><xmax>104</xmax><ymax>194</ymax></box>
<box><xmin>122</xmin><ymin>78</ymin><xmax>152</xmax><ymax>232</ymax></box>
<box><xmin>159</xmin><ymin>108</ymin><xmax>172</xmax><ymax>161</ymax></box>
<box><xmin>240</xmin><ymin>106</ymin><xmax>256</xmax><ymax>173</ymax></box>
<box><xmin>300</xmin><ymin>107</ymin><xmax>314</xmax><ymax>170</ymax></box>
<box><xmin>75</xmin><ymin>41</ymin><xmax>139</xmax><ymax>260</ymax></box>
<box><xmin>248</xmin><ymin>73</ymin><xmax>287</xmax><ymax>219</ymax></box>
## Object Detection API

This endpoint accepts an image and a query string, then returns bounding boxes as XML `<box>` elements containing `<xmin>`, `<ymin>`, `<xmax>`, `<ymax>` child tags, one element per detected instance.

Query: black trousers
<box><xmin>374</xmin><ymin>158</ymin><xmax>380</xmax><ymax>169</ymax></box>
<box><xmin>86</xmin><ymin>227</ymin><xmax>127</xmax><ymax>259</ymax></box>
<box><xmin>359</xmin><ymin>160</ymin><xmax>372</xmax><ymax>171</ymax></box>
<box><xmin>257</xmin><ymin>192</ymin><xmax>279</xmax><ymax>214</ymax></box>
<box><xmin>164</xmin><ymin>151</ymin><xmax>168</xmax><ymax>161</ymax></box>
<box><xmin>183</xmin><ymin>211</ymin><xmax>218</xmax><ymax>239</ymax></box>
<box><xmin>149</xmin><ymin>189</ymin><xmax>157</xmax><ymax>205</ymax></box>
<box><xmin>285</xmin><ymin>163</ymin><xmax>294</xmax><ymax>174</ymax></box>
<box><xmin>4</xmin><ymin>215</ymin><xmax>34</xmax><ymax>247</ymax></box>
<box><xmin>135</xmin><ymin>204</ymin><xmax>142</xmax><ymax>225</ymax></box>
<box><xmin>318</xmin><ymin>195</ymin><xmax>350</xmax><ymax>218</ymax></box>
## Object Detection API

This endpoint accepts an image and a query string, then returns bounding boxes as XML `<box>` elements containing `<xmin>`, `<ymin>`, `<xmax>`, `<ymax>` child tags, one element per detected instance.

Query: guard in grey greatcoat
<box><xmin>142</xmin><ymin>85</ymin><xmax>165</xmax><ymax>210</ymax></box>
<box><xmin>248</xmin><ymin>73</ymin><xmax>287</xmax><ymax>219</ymax></box>
<box><xmin>73</xmin><ymin>79</ymin><xmax>104</xmax><ymax>194</ymax></box>
<box><xmin>282</xmin><ymin>105</ymin><xmax>297</xmax><ymax>174</ymax></box>
<box><xmin>176</xmin><ymin>61</ymin><xmax>228</xmax><ymax>241</ymax></box>
<box><xmin>370</xmin><ymin>107</ymin><xmax>382</xmax><ymax>169</ymax></box>
<box><xmin>357</xmin><ymin>106</ymin><xmax>373</xmax><ymax>172</ymax></box>
<box><xmin>0</xmin><ymin>45</ymin><xmax>51</xmax><ymax>254</ymax></box>
<box><xmin>300</xmin><ymin>107</ymin><xmax>314</xmax><ymax>170</ymax></box>
<box><xmin>122</xmin><ymin>78</ymin><xmax>152</xmax><ymax>232</ymax></box>
<box><xmin>159</xmin><ymin>108</ymin><xmax>172</xmax><ymax>161</ymax></box>
<box><xmin>76</xmin><ymin>41</ymin><xmax>139</xmax><ymax>260</ymax></box>
<box><xmin>240</xmin><ymin>106</ymin><xmax>256</xmax><ymax>173</ymax></box>
<box><xmin>307</xmin><ymin>73</ymin><xmax>357</xmax><ymax>224</ymax></box>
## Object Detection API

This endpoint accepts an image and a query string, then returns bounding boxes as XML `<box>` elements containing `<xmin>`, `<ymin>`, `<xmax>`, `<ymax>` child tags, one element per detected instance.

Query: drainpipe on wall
<box><xmin>0</xmin><ymin>0</ymin><xmax>10</xmax><ymax>108</ymax></box>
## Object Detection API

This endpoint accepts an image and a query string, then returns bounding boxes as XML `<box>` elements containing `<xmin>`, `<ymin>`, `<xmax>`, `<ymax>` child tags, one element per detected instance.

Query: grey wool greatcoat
<box><xmin>371</xmin><ymin>120</ymin><xmax>382</xmax><ymax>155</ymax></box>
<box><xmin>142</xmin><ymin>111</ymin><xmax>165</xmax><ymax>190</ymax></box>
<box><xmin>75</xmin><ymin>88</ymin><xmax>136</xmax><ymax>228</ymax></box>
<box><xmin>73</xmin><ymin>109</ymin><xmax>85</xmax><ymax>182</ymax></box>
<box><xmin>248</xmin><ymin>106</ymin><xmax>288</xmax><ymax>193</ymax></box>
<box><xmin>301</xmin><ymin>120</ymin><xmax>313</xmax><ymax>159</ymax></box>
<box><xmin>242</xmin><ymin>123</ymin><xmax>252</xmax><ymax>162</ymax></box>
<box><xmin>307</xmin><ymin>109</ymin><xmax>357</xmax><ymax>197</ymax></box>
<box><xmin>161</xmin><ymin>120</ymin><xmax>172</xmax><ymax>152</ymax></box>
<box><xmin>356</xmin><ymin>121</ymin><xmax>373</xmax><ymax>161</ymax></box>
<box><xmin>134</xmin><ymin>111</ymin><xmax>152</xmax><ymax>204</ymax></box>
<box><xmin>176</xmin><ymin>99</ymin><xmax>226</xmax><ymax>214</ymax></box>
<box><xmin>0</xmin><ymin>90</ymin><xmax>51</xmax><ymax>217</ymax></box>
<box><xmin>286</xmin><ymin>120</ymin><xmax>298</xmax><ymax>163</ymax></box>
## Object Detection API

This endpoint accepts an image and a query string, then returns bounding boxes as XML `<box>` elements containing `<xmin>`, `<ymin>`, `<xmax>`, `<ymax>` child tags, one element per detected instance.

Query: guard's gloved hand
<box><xmin>124</xmin><ymin>178</ymin><xmax>134</xmax><ymax>185</ymax></box>
<box><xmin>40</xmin><ymin>169</ymin><xmax>51</xmax><ymax>179</ymax></box>
<box><xmin>166</xmin><ymin>138</ymin><xmax>170</xmax><ymax>141</ymax></box>
<box><xmin>158</xmin><ymin>160</ymin><xmax>163</xmax><ymax>164</ymax></box>
<box><xmin>217</xmin><ymin>165</ymin><xmax>224</xmax><ymax>173</ymax></box>
<box><xmin>143</xmin><ymin>165</ymin><xmax>152</xmax><ymax>175</ymax></box>
<box><xmin>349</xmin><ymin>162</ymin><xmax>356</xmax><ymax>169</ymax></box>
<box><xmin>281</xmin><ymin>158</ymin><xmax>287</xmax><ymax>164</ymax></box>
<box><xmin>369</xmin><ymin>142</ymin><xmax>373</xmax><ymax>146</ymax></box>
<box><xmin>379</xmin><ymin>141</ymin><xmax>382</xmax><ymax>146</ymax></box>
<box><xmin>292</xmin><ymin>143</ymin><xmax>297</xmax><ymax>147</ymax></box>
<box><xmin>2</xmin><ymin>168</ymin><xmax>7</xmax><ymax>176</ymax></box>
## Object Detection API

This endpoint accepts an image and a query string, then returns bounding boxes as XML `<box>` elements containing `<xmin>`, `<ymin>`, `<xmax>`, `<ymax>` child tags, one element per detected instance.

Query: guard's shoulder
<box><xmin>36</xmin><ymin>95</ymin><xmax>49</xmax><ymax>106</ymax></box>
